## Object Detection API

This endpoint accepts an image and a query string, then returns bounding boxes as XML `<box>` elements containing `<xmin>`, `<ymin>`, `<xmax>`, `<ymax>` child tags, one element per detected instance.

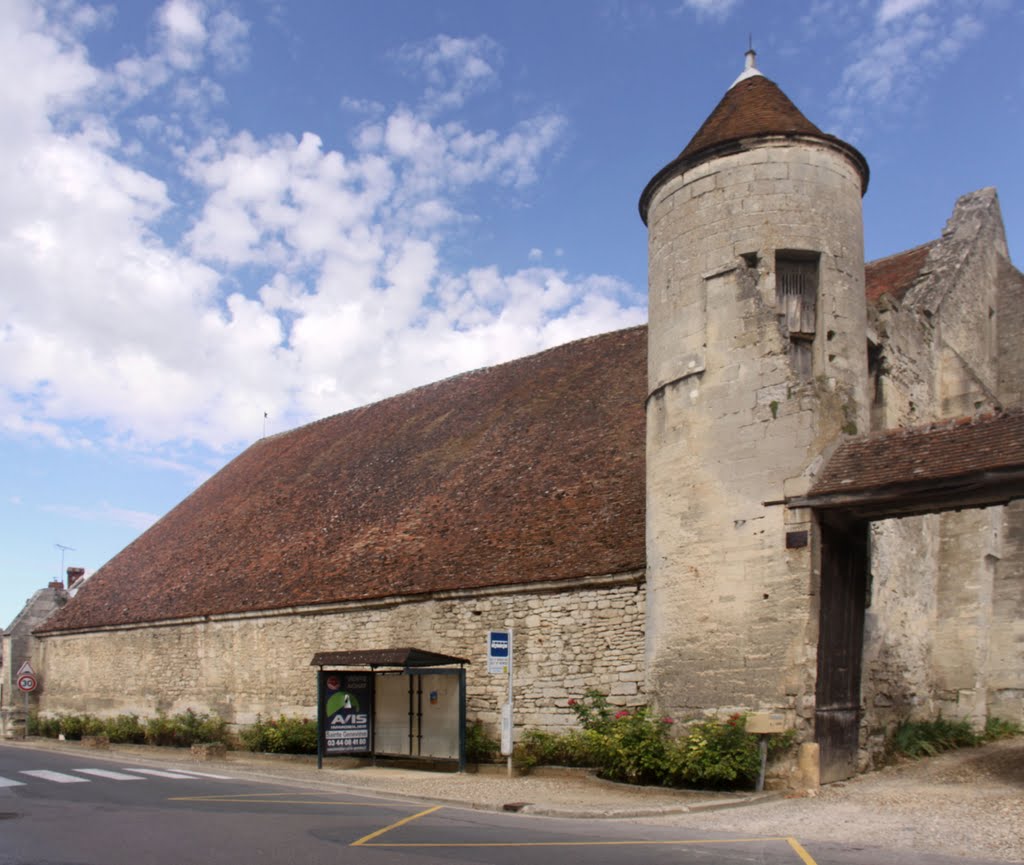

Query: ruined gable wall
<box><xmin>36</xmin><ymin>576</ymin><xmax>646</xmax><ymax>737</ymax></box>
<box><xmin>909</xmin><ymin>189</ymin><xmax>1006</xmax><ymax>412</ymax></box>
<box><xmin>862</xmin><ymin>190</ymin><xmax>1024</xmax><ymax>743</ymax></box>
<box><xmin>997</xmin><ymin>257</ymin><xmax>1024</xmax><ymax>405</ymax></box>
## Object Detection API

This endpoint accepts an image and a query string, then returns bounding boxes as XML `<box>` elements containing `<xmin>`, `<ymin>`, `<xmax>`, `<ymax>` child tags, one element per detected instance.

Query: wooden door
<box><xmin>815</xmin><ymin>520</ymin><xmax>869</xmax><ymax>783</ymax></box>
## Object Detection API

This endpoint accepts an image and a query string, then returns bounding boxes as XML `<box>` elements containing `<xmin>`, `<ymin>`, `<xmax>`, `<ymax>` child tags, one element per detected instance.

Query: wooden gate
<box><xmin>815</xmin><ymin>519</ymin><xmax>869</xmax><ymax>783</ymax></box>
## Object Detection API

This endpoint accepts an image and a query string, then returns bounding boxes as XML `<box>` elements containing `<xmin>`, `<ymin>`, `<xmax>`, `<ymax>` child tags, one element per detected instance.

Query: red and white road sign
<box><xmin>17</xmin><ymin>674</ymin><xmax>37</xmax><ymax>692</ymax></box>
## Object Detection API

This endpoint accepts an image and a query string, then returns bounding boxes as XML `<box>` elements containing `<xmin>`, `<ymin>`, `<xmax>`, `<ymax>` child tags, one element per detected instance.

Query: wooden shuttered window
<box><xmin>776</xmin><ymin>254</ymin><xmax>819</xmax><ymax>379</ymax></box>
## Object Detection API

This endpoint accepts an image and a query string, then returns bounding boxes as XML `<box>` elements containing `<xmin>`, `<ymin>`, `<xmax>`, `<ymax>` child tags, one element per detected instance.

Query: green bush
<box><xmin>982</xmin><ymin>716</ymin><xmax>1021</xmax><ymax>742</ymax></box>
<box><xmin>567</xmin><ymin>689</ymin><xmax>613</xmax><ymax>734</ymax></box>
<box><xmin>890</xmin><ymin>717</ymin><xmax>980</xmax><ymax>758</ymax></box>
<box><xmin>240</xmin><ymin>715</ymin><xmax>318</xmax><ymax>754</ymax></box>
<box><xmin>515</xmin><ymin>728</ymin><xmax>601</xmax><ymax>769</ymax></box>
<box><xmin>591</xmin><ymin>707</ymin><xmax>675</xmax><ymax>785</ymax></box>
<box><xmin>239</xmin><ymin>715</ymin><xmax>271</xmax><ymax>752</ymax></box>
<box><xmin>517</xmin><ymin>697</ymin><xmax>777</xmax><ymax>790</ymax></box>
<box><xmin>31</xmin><ymin>710</ymin><xmax>226</xmax><ymax>747</ymax></box>
<box><xmin>144</xmin><ymin>709</ymin><xmax>227</xmax><ymax>747</ymax></box>
<box><xmin>55</xmin><ymin>713</ymin><xmax>104</xmax><ymax>740</ymax></box>
<box><xmin>104</xmin><ymin>714</ymin><xmax>146</xmax><ymax>744</ymax></box>
<box><xmin>672</xmin><ymin>713</ymin><xmax>761</xmax><ymax>789</ymax></box>
<box><xmin>27</xmin><ymin>712</ymin><xmax>60</xmax><ymax>738</ymax></box>
<box><xmin>465</xmin><ymin>720</ymin><xmax>500</xmax><ymax>764</ymax></box>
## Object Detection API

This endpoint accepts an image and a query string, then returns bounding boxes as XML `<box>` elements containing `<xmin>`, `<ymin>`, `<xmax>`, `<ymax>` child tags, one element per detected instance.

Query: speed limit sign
<box><xmin>17</xmin><ymin>674</ymin><xmax>37</xmax><ymax>692</ymax></box>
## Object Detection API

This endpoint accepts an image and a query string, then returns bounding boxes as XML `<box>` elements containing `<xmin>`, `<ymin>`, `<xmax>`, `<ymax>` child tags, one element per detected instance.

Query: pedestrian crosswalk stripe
<box><xmin>75</xmin><ymin>768</ymin><xmax>144</xmax><ymax>781</ymax></box>
<box><xmin>0</xmin><ymin>776</ymin><xmax>26</xmax><ymax>787</ymax></box>
<box><xmin>20</xmin><ymin>770</ymin><xmax>89</xmax><ymax>784</ymax></box>
<box><xmin>121</xmin><ymin>767</ymin><xmax>201</xmax><ymax>779</ymax></box>
<box><xmin>165</xmin><ymin>769</ymin><xmax>234</xmax><ymax>780</ymax></box>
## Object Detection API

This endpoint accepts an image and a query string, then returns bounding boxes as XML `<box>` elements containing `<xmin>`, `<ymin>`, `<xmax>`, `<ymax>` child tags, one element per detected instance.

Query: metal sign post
<box><xmin>488</xmin><ymin>629</ymin><xmax>514</xmax><ymax>777</ymax></box>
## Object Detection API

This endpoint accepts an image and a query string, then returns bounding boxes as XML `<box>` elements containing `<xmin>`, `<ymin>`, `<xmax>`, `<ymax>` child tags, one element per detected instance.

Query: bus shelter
<box><xmin>310</xmin><ymin>647</ymin><xmax>470</xmax><ymax>771</ymax></box>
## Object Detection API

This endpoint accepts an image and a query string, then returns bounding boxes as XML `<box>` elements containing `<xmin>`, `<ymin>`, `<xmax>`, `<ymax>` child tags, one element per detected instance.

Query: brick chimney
<box><xmin>66</xmin><ymin>567</ymin><xmax>86</xmax><ymax>589</ymax></box>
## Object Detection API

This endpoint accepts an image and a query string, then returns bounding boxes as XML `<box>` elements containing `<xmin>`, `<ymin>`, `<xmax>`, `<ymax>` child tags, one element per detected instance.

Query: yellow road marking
<box><xmin>168</xmin><ymin>791</ymin><xmax>818</xmax><ymax>863</ymax></box>
<box><xmin>361</xmin><ymin>836</ymin><xmax>792</xmax><ymax>848</ymax></box>
<box><xmin>787</xmin><ymin>836</ymin><xmax>819</xmax><ymax>865</ymax></box>
<box><xmin>351</xmin><ymin>805</ymin><xmax>444</xmax><ymax>846</ymax></box>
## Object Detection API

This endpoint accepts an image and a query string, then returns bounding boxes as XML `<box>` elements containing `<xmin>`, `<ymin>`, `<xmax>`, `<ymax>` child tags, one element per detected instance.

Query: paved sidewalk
<box><xmin>5</xmin><ymin>736</ymin><xmax>771</xmax><ymax>818</ymax></box>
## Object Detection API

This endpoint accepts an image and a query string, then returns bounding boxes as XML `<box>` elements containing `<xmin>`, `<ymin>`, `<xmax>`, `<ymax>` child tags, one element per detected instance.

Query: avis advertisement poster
<box><xmin>321</xmin><ymin>672</ymin><xmax>372</xmax><ymax>755</ymax></box>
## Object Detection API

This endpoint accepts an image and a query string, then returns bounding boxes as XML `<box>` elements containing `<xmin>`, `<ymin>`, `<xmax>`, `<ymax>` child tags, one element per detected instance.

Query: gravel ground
<box><xmin>639</xmin><ymin>738</ymin><xmax>1024</xmax><ymax>863</ymax></box>
<box><xmin>8</xmin><ymin>736</ymin><xmax>1023</xmax><ymax>862</ymax></box>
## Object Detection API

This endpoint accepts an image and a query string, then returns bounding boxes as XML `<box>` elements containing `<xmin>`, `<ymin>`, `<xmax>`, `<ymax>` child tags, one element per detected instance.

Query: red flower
<box><xmin>614</xmin><ymin>709</ymin><xmax>630</xmax><ymax>719</ymax></box>
<box><xmin>567</xmin><ymin>698</ymin><xmax>577</xmax><ymax>706</ymax></box>
<box><xmin>661</xmin><ymin>716</ymin><xmax>674</xmax><ymax>725</ymax></box>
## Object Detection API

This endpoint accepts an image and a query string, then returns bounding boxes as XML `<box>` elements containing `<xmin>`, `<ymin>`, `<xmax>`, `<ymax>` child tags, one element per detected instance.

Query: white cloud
<box><xmin>42</xmin><ymin>500</ymin><xmax>160</xmax><ymax>531</ymax></box>
<box><xmin>828</xmin><ymin>1</ymin><xmax>992</xmax><ymax>137</ymax></box>
<box><xmin>877</xmin><ymin>0</ymin><xmax>934</xmax><ymax>25</ymax></box>
<box><xmin>398</xmin><ymin>35</ymin><xmax>501</xmax><ymax>114</ymax></box>
<box><xmin>158</xmin><ymin>0</ymin><xmax>208</xmax><ymax>70</ymax></box>
<box><xmin>677</xmin><ymin>0</ymin><xmax>741</xmax><ymax>19</ymax></box>
<box><xmin>0</xmin><ymin>1</ymin><xmax>643</xmax><ymax>460</ymax></box>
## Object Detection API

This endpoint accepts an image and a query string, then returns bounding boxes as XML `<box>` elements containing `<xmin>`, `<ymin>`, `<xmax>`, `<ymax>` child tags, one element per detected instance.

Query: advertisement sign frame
<box><xmin>317</xmin><ymin>670</ymin><xmax>374</xmax><ymax>759</ymax></box>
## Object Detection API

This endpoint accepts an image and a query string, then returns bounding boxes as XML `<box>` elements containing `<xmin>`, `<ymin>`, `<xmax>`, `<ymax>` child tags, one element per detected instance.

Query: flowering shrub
<box><xmin>672</xmin><ymin>713</ymin><xmax>761</xmax><ymax>788</ymax></box>
<box><xmin>520</xmin><ymin>695</ymin><xmax>780</xmax><ymax>790</ymax></box>
<box><xmin>567</xmin><ymin>689</ymin><xmax>612</xmax><ymax>733</ymax></box>
<box><xmin>590</xmin><ymin>706</ymin><xmax>675</xmax><ymax>785</ymax></box>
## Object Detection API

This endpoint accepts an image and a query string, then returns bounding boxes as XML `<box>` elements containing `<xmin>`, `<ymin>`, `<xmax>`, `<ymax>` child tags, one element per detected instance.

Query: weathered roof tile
<box><xmin>43</xmin><ymin>327</ymin><xmax>648</xmax><ymax>632</ymax></box>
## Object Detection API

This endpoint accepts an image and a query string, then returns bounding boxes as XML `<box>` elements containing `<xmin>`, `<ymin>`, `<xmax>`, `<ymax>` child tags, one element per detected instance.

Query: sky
<box><xmin>2</xmin><ymin>0</ymin><xmax>1021</xmax><ymax>629</ymax></box>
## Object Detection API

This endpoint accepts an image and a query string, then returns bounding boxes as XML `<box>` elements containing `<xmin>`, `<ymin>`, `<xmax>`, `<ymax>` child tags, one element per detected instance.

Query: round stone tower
<box><xmin>639</xmin><ymin>52</ymin><xmax>870</xmax><ymax>728</ymax></box>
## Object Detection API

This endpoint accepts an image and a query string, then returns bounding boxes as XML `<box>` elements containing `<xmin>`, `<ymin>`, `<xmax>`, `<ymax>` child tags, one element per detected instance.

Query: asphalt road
<box><xmin>0</xmin><ymin>744</ymin><xmax>1007</xmax><ymax>865</ymax></box>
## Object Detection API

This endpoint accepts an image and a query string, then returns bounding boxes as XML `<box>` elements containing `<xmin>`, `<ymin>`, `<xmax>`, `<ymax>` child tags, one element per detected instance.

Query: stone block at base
<box><xmin>190</xmin><ymin>742</ymin><xmax>227</xmax><ymax>761</ymax></box>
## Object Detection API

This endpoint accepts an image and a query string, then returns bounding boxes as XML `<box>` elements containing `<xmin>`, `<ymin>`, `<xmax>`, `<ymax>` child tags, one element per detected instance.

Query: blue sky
<box><xmin>2</xmin><ymin>0</ymin><xmax>1021</xmax><ymax>628</ymax></box>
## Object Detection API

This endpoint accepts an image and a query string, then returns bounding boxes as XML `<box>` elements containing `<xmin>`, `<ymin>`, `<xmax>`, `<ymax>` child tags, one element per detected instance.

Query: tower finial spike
<box><xmin>731</xmin><ymin>42</ymin><xmax>763</xmax><ymax>88</ymax></box>
<box><xmin>744</xmin><ymin>40</ymin><xmax>757</xmax><ymax>71</ymax></box>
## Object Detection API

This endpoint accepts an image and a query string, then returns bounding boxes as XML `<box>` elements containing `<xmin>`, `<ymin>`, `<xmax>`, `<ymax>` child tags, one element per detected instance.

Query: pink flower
<box><xmin>661</xmin><ymin>716</ymin><xmax>674</xmax><ymax>725</ymax></box>
<box><xmin>615</xmin><ymin>709</ymin><xmax>630</xmax><ymax>719</ymax></box>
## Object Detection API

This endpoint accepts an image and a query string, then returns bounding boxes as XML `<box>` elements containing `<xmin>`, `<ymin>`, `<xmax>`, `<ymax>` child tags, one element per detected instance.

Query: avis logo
<box><xmin>330</xmin><ymin>713</ymin><xmax>368</xmax><ymax>726</ymax></box>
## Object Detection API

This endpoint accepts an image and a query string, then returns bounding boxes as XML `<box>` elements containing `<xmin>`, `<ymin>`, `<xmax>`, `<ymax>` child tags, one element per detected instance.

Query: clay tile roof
<box><xmin>41</xmin><ymin>327</ymin><xmax>647</xmax><ymax>633</ymax></box>
<box><xmin>807</xmin><ymin>410</ymin><xmax>1024</xmax><ymax>512</ymax></box>
<box><xmin>640</xmin><ymin>74</ymin><xmax>869</xmax><ymax>222</ymax></box>
<box><xmin>678</xmin><ymin>75</ymin><xmax>824</xmax><ymax>163</ymax></box>
<box><xmin>865</xmin><ymin>241</ymin><xmax>937</xmax><ymax>304</ymax></box>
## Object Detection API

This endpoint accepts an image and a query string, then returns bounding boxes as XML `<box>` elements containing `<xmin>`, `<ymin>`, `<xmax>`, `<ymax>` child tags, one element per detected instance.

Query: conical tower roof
<box><xmin>640</xmin><ymin>53</ymin><xmax>868</xmax><ymax>223</ymax></box>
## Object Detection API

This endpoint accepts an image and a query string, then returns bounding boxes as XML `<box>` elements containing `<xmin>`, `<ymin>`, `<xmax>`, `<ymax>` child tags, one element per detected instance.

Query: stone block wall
<box><xmin>36</xmin><ymin>575</ymin><xmax>645</xmax><ymax>740</ymax></box>
<box><xmin>1</xmin><ymin>584</ymin><xmax>67</xmax><ymax>737</ymax></box>
<box><xmin>644</xmin><ymin>137</ymin><xmax>867</xmax><ymax>735</ymax></box>
<box><xmin>989</xmin><ymin>500</ymin><xmax>1024</xmax><ymax>720</ymax></box>
<box><xmin>860</xmin><ymin>189</ymin><xmax>1024</xmax><ymax>750</ymax></box>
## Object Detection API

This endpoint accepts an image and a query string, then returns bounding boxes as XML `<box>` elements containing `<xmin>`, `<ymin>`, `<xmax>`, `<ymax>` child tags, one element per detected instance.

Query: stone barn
<box><xmin>31</xmin><ymin>53</ymin><xmax>1024</xmax><ymax>783</ymax></box>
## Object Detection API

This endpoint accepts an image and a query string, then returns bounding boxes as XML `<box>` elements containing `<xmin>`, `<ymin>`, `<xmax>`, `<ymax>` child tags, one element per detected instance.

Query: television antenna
<box><xmin>55</xmin><ymin>543</ymin><xmax>75</xmax><ymax>580</ymax></box>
